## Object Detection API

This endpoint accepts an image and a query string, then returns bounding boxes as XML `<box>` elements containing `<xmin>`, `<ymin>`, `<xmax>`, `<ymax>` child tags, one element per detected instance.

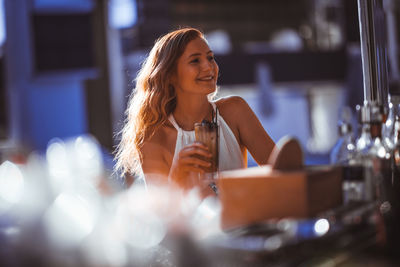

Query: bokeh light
<box><xmin>314</xmin><ymin>218</ymin><xmax>330</xmax><ymax>236</ymax></box>
<box><xmin>0</xmin><ymin>160</ymin><xmax>24</xmax><ymax>213</ymax></box>
<box><xmin>44</xmin><ymin>192</ymin><xmax>97</xmax><ymax>247</ymax></box>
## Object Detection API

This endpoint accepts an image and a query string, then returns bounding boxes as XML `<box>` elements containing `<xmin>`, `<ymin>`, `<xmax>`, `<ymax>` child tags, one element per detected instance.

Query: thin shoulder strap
<box><xmin>210</xmin><ymin>101</ymin><xmax>217</xmax><ymax>112</ymax></box>
<box><xmin>169</xmin><ymin>103</ymin><xmax>218</xmax><ymax>130</ymax></box>
<box><xmin>168</xmin><ymin>114</ymin><xmax>181</xmax><ymax>131</ymax></box>
<box><xmin>210</xmin><ymin>101</ymin><xmax>219</xmax><ymax>121</ymax></box>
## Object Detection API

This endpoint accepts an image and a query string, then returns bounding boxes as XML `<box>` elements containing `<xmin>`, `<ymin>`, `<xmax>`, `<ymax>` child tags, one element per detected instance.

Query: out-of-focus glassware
<box><xmin>393</xmin><ymin>112</ymin><xmax>400</xmax><ymax>169</ymax></box>
<box><xmin>330</xmin><ymin>106</ymin><xmax>356</xmax><ymax>165</ymax></box>
<box><xmin>391</xmin><ymin>104</ymin><xmax>400</xmax><ymax>190</ymax></box>
<box><xmin>194</xmin><ymin>114</ymin><xmax>219</xmax><ymax>194</ymax></box>
<box><xmin>382</xmin><ymin>95</ymin><xmax>400</xmax><ymax>150</ymax></box>
<box><xmin>330</xmin><ymin>106</ymin><xmax>363</xmax><ymax>203</ymax></box>
<box><xmin>354</xmin><ymin>103</ymin><xmax>391</xmax><ymax>202</ymax></box>
<box><xmin>194</xmin><ymin>121</ymin><xmax>219</xmax><ymax>174</ymax></box>
<box><xmin>384</xmin><ymin>100</ymin><xmax>400</xmax><ymax>195</ymax></box>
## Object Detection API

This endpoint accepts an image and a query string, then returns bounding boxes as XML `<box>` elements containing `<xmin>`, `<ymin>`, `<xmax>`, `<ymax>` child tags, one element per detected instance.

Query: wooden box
<box><xmin>217</xmin><ymin>165</ymin><xmax>342</xmax><ymax>230</ymax></box>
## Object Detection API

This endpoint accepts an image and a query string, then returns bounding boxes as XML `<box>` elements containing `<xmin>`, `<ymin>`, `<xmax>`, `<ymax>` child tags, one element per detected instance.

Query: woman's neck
<box><xmin>173</xmin><ymin>95</ymin><xmax>212</xmax><ymax>131</ymax></box>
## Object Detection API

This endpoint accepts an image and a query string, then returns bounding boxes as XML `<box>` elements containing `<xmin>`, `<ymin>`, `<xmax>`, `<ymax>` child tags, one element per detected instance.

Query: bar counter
<box><xmin>157</xmin><ymin>201</ymin><xmax>400</xmax><ymax>267</ymax></box>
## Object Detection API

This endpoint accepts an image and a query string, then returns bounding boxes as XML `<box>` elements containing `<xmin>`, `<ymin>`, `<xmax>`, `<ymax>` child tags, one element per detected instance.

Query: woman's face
<box><xmin>171</xmin><ymin>37</ymin><xmax>219</xmax><ymax>96</ymax></box>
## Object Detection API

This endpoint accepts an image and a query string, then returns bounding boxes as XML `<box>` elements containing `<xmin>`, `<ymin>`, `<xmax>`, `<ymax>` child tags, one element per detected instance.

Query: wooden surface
<box><xmin>218</xmin><ymin>165</ymin><xmax>343</xmax><ymax>230</ymax></box>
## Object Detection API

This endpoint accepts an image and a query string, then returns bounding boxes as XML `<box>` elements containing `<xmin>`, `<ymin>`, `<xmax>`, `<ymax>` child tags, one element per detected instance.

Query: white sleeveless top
<box><xmin>168</xmin><ymin>102</ymin><xmax>245</xmax><ymax>171</ymax></box>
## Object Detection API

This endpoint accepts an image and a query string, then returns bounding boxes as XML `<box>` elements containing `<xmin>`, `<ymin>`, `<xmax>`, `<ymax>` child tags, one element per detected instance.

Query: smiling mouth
<box><xmin>197</xmin><ymin>76</ymin><xmax>214</xmax><ymax>81</ymax></box>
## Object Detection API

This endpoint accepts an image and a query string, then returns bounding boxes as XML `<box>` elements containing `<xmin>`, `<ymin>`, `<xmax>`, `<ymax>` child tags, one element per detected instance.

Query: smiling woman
<box><xmin>171</xmin><ymin>37</ymin><xmax>219</xmax><ymax>98</ymax></box>
<box><xmin>114</xmin><ymin>27</ymin><xmax>275</xmax><ymax>196</ymax></box>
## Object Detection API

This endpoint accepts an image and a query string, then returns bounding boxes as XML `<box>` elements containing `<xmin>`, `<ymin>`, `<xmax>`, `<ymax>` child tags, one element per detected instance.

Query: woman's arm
<box><xmin>218</xmin><ymin>96</ymin><xmax>275</xmax><ymax>165</ymax></box>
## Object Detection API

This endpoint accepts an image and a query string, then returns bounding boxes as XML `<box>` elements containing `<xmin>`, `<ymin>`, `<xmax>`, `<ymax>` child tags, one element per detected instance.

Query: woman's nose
<box><xmin>200</xmin><ymin>59</ymin><xmax>213</xmax><ymax>71</ymax></box>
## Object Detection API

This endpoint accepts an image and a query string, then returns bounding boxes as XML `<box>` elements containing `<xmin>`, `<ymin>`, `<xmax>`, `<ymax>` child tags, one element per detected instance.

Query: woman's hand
<box><xmin>169</xmin><ymin>142</ymin><xmax>212</xmax><ymax>189</ymax></box>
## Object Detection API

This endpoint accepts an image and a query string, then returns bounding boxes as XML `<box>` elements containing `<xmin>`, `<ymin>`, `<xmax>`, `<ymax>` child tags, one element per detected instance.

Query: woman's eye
<box><xmin>190</xmin><ymin>59</ymin><xmax>199</xmax><ymax>64</ymax></box>
<box><xmin>208</xmin><ymin>56</ymin><xmax>215</xmax><ymax>61</ymax></box>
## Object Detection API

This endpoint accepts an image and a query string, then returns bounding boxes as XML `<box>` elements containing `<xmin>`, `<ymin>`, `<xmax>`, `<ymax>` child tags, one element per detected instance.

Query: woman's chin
<box><xmin>203</xmin><ymin>85</ymin><xmax>217</xmax><ymax>95</ymax></box>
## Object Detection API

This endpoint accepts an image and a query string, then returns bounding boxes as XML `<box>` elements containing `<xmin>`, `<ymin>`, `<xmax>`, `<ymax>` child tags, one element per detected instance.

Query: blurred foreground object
<box><xmin>218</xmin><ymin>137</ymin><xmax>342</xmax><ymax>230</ymax></box>
<box><xmin>0</xmin><ymin>134</ymin><xmax>224</xmax><ymax>266</ymax></box>
<box><xmin>1</xmin><ymin>134</ymin><xmax>399</xmax><ymax>266</ymax></box>
<box><xmin>268</xmin><ymin>136</ymin><xmax>303</xmax><ymax>170</ymax></box>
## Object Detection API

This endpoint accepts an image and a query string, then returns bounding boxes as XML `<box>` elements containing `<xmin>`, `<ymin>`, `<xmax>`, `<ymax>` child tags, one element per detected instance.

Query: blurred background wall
<box><xmin>0</xmin><ymin>0</ymin><xmax>399</xmax><ymax>166</ymax></box>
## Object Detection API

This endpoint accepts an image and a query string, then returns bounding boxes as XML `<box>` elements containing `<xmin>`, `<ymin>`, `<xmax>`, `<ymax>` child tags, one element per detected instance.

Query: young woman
<box><xmin>115</xmin><ymin>27</ymin><xmax>275</xmax><ymax>194</ymax></box>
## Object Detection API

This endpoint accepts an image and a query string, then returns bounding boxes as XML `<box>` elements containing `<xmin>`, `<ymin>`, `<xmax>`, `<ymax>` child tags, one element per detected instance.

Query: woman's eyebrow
<box><xmin>188</xmin><ymin>53</ymin><xmax>201</xmax><ymax>58</ymax></box>
<box><xmin>188</xmin><ymin>50</ymin><xmax>213</xmax><ymax>58</ymax></box>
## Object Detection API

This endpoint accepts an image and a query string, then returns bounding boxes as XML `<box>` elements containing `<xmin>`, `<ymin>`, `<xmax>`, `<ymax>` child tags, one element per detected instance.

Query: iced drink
<box><xmin>194</xmin><ymin>120</ymin><xmax>219</xmax><ymax>173</ymax></box>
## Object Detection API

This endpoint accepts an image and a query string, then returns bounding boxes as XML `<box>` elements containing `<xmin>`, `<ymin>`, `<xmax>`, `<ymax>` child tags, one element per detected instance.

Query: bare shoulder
<box><xmin>215</xmin><ymin>96</ymin><xmax>275</xmax><ymax>164</ymax></box>
<box><xmin>215</xmin><ymin>95</ymin><xmax>252</xmax><ymax>118</ymax></box>
<box><xmin>214</xmin><ymin>96</ymin><xmax>253</xmax><ymax>143</ymax></box>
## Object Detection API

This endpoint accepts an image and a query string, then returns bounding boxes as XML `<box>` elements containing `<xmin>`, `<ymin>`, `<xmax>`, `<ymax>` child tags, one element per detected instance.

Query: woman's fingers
<box><xmin>170</xmin><ymin>142</ymin><xmax>214</xmax><ymax>182</ymax></box>
<box><xmin>184</xmin><ymin>164</ymin><xmax>206</xmax><ymax>174</ymax></box>
<box><xmin>179</xmin><ymin>142</ymin><xmax>212</xmax><ymax>158</ymax></box>
<box><xmin>180</xmin><ymin>156</ymin><xmax>211</xmax><ymax>168</ymax></box>
<box><xmin>178</xmin><ymin>144</ymin><xmax>212</xmax><ymax>171</ymax></box>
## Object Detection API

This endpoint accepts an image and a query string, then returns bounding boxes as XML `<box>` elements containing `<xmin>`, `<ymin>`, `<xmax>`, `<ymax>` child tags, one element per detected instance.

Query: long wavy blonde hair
<box><xmin>115</xmin><ymin>28</ymin><xmax>205</xmax><ymax>177</ymax></box>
